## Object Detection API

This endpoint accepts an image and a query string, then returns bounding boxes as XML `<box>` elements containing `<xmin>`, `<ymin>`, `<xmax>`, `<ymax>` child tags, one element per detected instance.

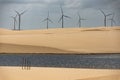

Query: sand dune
<box><xmin>79</xmin><ymin>74</ymin><xmax>120</xmax><ymax>80</ymax></box>
<box><xmin>0</xmin><ymin>27</ymin><xmax>119</xmax><ymax>35</ymax></box>
<box><xmin>0</xmin><ymin>27</ymin><xmax>120</xmax><ymax>53</ymax></box>
<box><xmin>0</xmin><ymin>67</ymin><xmax>120</xmax><ymax>80</ymax></box>
<box><xmin>0</xmin><ymin>43</ymin><xmax>73</xmax><ymax>53</ymax></box>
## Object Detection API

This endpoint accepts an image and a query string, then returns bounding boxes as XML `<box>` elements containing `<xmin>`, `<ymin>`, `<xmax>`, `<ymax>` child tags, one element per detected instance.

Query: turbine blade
<box><xmin>58</xmin><ymin>17</ymin><xmax>62</xmax><ymax>23</ymax></box>
<box><xmin>60</xmin><ymin>5</ymin><xmax>63</xmax><ymax>14</ymax></box>
<box><xmin>21</xmin><ymin>9</ymin><xmax>28</xmax><ymax>15</ymax></box>
<box><xmin>81</xmin><ymin>18</ymin><xmax>86</xmax><ymax>20</ymax></box>
<box><xmin>12</xmin><ymin>14</ymin><xmax>17</xmax><ymax>21</ymax></box>
<box><xmin>15</xmin><ymin>10</ymin><xmax>19</xmax><ymax>15</ymax></box>
<box><xmin>64</xmin><ymin>15</ymin><xmax>71</xmax><ymax>19</ymax></box>
<box><xmin>106</xmin><ymin>14</ymin><xmax>112</xmax><ymax>16</ymax></box>
<box><xmin>11</xmin><ymin>16</ymin><xmax>17</xmax><ymax>22</ymax></box>
<box><xmin>48</xmin><ymin>19</ymin><xmax>53</xmax><ymax>23</ymax></box>
<box><xmin>42</xmin><ymin>19</ymin><xmax>47</xmax><ymax>22</ymax></box>
<box><xmin>99</xmin><ymin>9</ymin><xmax>105</xmax><ymax>16</ymax></box>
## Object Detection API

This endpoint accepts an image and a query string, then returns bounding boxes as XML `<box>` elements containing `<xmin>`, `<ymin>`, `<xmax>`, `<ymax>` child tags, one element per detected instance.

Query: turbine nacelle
<box><xmin>99</xmin><ymin>9</ymin><xmax>112</xmax><ymax>17</ymax></box>
<box><xmin>58</xmin><ymin>5</ymin><xmax>71</xmax><ymax>28</ymax></box>
<box><xmin>42</xmin><ymin>11</ymin><xmax>53</xmax><ymax>29</ymax></box>
<box><xmin>14</xmin><ymin>9</ymin><xmax>28</xmax><ymax>30</ymax></box>
<box><xmin>99</xmin><ymin>9</ymin><xmax>112</xmax><ymax>27</ymax></box>
<box><xmin>11</xmin><ymin>14</ymin><xmax>17</xmax><ymax>22</ymax></box>
<box><xmin>15</xmin><ymin>10</ymin><xmax>28</xmax><ymax>16</ymax></box>
<box><xmin>77</xmin><ymin>12</ymin><xmax>86</xmax><ymax>27</ymax></box>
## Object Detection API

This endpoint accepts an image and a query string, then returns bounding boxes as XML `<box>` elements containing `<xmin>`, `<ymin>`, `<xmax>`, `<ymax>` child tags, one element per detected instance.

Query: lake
<box><xmin>0</xmin><ymin>53</ymin><xmax>120</xmax><ymax>69</ymax></box>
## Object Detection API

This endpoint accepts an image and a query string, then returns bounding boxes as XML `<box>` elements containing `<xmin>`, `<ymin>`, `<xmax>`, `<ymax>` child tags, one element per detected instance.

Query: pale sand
<box><xmin>0</xmin><ymin>67</ymin><xmax>120</xmax><ymax>80</ymax></box>
<box><xmin>0</xmin><ymin>27</ymin><xmax>120</xmax><ymax>53</ymax></box>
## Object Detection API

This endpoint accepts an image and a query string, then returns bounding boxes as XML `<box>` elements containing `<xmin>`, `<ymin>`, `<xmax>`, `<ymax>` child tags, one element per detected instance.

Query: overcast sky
<box><xmin>0</xmin><ymin>0</ymin><xmax>120</xmax><ymax>30</ymax></box>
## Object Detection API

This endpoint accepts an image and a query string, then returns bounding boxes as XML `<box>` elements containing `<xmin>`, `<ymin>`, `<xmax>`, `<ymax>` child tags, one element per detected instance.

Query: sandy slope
<box><xmin>0</xmin><ymin>67</ymin><xmax>120</xmax><ymax>80</ymax></box>
<box><xmin>80</xmin><ymin>75</ymin><xmax>120</xmax><ymax>80</ymax></box>
<box><xmin>0</xmin><ymin>27</ymin><xmax>120</xmax><ymax>53</ymax></box>
<box><xmin>0</xmin><ymin>43</ymin><xmax>73</xmax><ymax>53</ymax></box>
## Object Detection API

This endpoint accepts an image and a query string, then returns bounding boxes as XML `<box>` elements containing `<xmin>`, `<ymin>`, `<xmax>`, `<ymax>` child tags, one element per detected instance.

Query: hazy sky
<box><xmin>0</xmin><ymin>0</ymin><xmax>120</xmax><ymax>30</ymax></box>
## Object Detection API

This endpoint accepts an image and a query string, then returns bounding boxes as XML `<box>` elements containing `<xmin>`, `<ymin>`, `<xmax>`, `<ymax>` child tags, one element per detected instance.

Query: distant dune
<box><xmin>0</xmin><ymin>27</ymin><xmax>120</xmax><ymax>53</ymax></box>
<box><xmin>0</xmin><ymin>67</ymin><xmax>120</xmax><ymax>80</ymax></box>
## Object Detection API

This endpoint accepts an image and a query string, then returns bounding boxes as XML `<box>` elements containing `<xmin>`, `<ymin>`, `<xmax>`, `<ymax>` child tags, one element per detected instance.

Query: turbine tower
<box><xmin>77</xmin><ymin>12</ymin><xmax>86</xmax><ymax>28</ymax></box>
<box><xmin>15</xmin><ymin>10</ymin><xmax>28</xmax><ymax>30</ymax></box>
<box><xmin>58</xmin><ymin>6</ymin><xmax>70</xmax><ymax>28</ymax></box>
<box><xmin>99</xmin><ymin>9</ymin><xmax>112</xmax><ymax>27</ymax></box>
<box><xmin>42</xmin><ymin>11</ymin><xmax>53</xmax><ymax>29</ymax></box>
<box><xmin>109</xmin><ymin>13</ymin><xmax>116</xmax><ymax>27</ymax></box>
<box><xmin>11</xmin><ymin>15</ymin><xmax>17</xmax><ymax>30</ymax></box>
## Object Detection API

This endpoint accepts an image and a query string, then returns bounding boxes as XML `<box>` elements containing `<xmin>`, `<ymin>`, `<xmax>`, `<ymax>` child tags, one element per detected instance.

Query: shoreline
<box><xmin>0</xmin><ymin>53</ymin><xmax>120</xmax><ymax>55</ymax></box>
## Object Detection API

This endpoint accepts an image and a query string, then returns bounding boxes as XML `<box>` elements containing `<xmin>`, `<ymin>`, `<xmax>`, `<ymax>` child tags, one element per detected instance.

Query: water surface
<box><xmin>0</xmin><ymin>54</ymin><xmax>120</xmax><ymax>69</ymax></box>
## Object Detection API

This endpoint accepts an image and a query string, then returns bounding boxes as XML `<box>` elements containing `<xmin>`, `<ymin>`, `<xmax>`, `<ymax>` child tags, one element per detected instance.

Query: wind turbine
<box><xmin>11</xmin><ymin>15</ymin><xmax>17</xmax><ymax>30</ymax></box>
<box><xmin>58</xmin><ymin>6</ymin><xmax>71</xmax><ymax>28</ymax></box>
<box><xmin>15</xmin><ymin>10</ymin><xmax>28</xmax><ymax>30</ymax></box>
<box><xmin>77</xmin><ymin>12</ymin><xmax>86</xmax><ymax>28</ymax></box>
<box><xmin>99</xmin><ymin>9</ymin><xmax>112</xmax><ymax>27</ymax></box>
<box><xmin>109</xmin><ymin>13</ymin><xmax>116</xmax><ymax>27</ymax></box>
<box><xmin>42</xmin><ymin>11</ymin><xmax>53</xmax><ymax>29</ymax></box>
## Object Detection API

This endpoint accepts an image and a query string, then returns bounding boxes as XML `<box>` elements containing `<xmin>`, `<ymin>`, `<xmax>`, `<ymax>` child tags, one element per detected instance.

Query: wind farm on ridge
<box><xmin>9</xmin><ymin>5</ymin><xmax>118</xmax><ymax>31</ymax></box>
<box><xmin>0</xmin><ymin>5</ymin><xmax>120</xmax><ymax>53</ymax></box>
<box><xmin>0</xmin><ymin>1</ymin><xmax>120</xmax><ymax>80</ymax></box>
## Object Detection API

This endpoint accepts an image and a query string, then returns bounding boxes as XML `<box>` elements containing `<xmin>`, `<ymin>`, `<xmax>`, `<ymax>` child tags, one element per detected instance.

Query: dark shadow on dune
<box><xmin>114</xmin><ymin>28</ymin><xmax>120</xmax><ymax>30</ymax></box>
<box><xmin>81</xmin><ymin>29</ymin><xmax>110</xmax><ymax>32</ymax></box>
<box><xmin>0</xmin><ymin>43</ymin><xmax>74</xmax><ymax>53</ymax></box>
